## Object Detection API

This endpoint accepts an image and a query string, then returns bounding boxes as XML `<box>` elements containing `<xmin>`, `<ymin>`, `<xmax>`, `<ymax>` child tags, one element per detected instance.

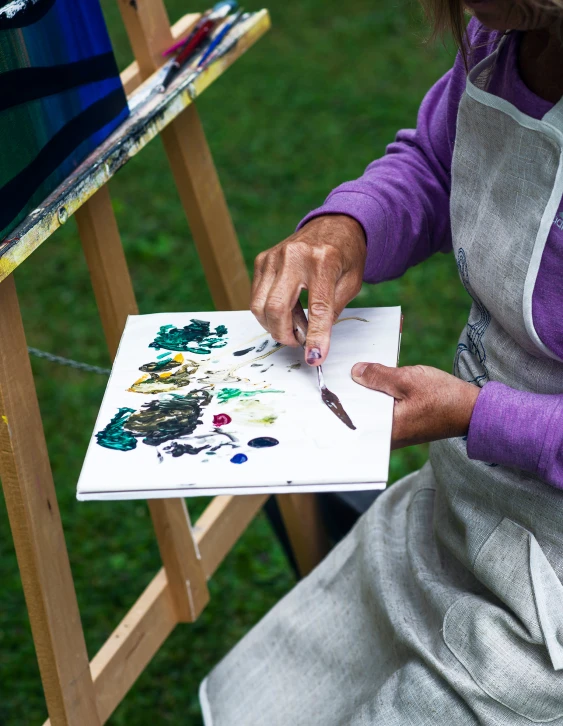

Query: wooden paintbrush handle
<box><xmin>291</xmin><ymin>301</ymin><xmax>308</xmax><ymax>348</ymax></box>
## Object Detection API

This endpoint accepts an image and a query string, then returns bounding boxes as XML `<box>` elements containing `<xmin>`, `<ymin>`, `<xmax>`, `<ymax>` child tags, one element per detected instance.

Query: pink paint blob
<box><xmin>213</xmin><ymin>413</ymin><xmax>232</xmax><ymax>427</ymax></box>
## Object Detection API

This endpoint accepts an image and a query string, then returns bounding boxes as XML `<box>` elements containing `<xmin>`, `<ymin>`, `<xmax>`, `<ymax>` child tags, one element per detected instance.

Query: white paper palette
<box><xmin>77</xmin><ymin>307</ymin><xmax>401</xmax><ymax>500</ymax></box>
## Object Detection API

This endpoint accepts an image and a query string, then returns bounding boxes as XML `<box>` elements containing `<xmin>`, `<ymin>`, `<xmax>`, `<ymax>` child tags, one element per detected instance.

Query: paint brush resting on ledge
<box><xmin>159</xmin><ymin>1</ymin><xmax>238</xmax><ymax>91</ymax></box>
<box><xmin>291</xmin><ymin>301</ymin><xmax>356</xmax><ymax>430</ymax></box>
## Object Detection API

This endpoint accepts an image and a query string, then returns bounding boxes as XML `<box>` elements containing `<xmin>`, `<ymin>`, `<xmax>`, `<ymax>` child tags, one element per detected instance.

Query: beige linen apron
<box><xmin>200</xmin><ymin>39</ymin><xmax>563</xmax><ymax>725</ymax></box>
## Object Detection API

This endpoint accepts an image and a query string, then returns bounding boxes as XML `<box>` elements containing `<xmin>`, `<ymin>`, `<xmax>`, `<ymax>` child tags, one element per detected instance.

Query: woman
<box><xmin>201</xmin><ymin>1</ymin><xmax>563</xmax><ymax>723</ymax></box>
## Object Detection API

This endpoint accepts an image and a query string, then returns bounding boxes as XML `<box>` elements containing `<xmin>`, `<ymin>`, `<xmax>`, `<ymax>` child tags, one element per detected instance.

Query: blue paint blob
<box><xmin>248</xmin><ymin>437</ymin><xmax>279</xmax><ymax>449</ymax></box>
<box><xmin>230</xmin><ymin>453</ymin><xmax>248</xmax><ymax>464</ymax></box>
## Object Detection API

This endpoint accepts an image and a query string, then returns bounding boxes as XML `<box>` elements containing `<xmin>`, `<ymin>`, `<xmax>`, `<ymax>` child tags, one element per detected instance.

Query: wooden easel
<box><xmin>0</xmin><ymin>4</ymin><xmax>329</xmax><ymax>724</ymax></box>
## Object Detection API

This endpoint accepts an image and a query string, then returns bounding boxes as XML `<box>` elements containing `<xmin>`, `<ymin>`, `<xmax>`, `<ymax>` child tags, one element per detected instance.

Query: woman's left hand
<box><xmin>351</xmin><ymin>363</ymin><xmax>480</xmax><ymax>449</ymax></box>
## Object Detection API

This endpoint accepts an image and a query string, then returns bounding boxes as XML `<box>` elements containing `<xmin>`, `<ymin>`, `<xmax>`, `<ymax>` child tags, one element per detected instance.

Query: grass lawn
<box><xmin>0</xmin><ymin>1</ymin><xmax>466</xmax><ymax>722</ymax></box>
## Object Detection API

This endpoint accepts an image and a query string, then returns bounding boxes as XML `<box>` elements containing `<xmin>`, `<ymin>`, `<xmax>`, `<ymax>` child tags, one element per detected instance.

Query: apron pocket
<box><xmin>443</xmin><ymin>518</ymin><xmax>563</xmax><ymax>722</ymax></box>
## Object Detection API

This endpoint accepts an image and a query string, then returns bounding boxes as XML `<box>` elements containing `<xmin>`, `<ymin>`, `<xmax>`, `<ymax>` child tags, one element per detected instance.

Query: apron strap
<box><xmin>542</xmin><ymin>95</ymin><xmax>563</xmax><ymax>133</ymax></box>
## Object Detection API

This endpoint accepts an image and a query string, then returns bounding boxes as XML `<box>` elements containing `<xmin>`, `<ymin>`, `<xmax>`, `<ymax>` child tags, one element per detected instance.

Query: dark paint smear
<box><xmin>210</xmin><ymin>441</ymin><xmax>237</xmax><ymax>452</ymax></box>
<box><xmin>140</xmin><ymin>358</ymin><xmax>179</xmax><ymax>373</ymax></box>
<box><xmin>123</xmin><ymin>389</ymin><xmax>211</xmax><ymax>446</ymax></box>
<box><xmin>149</xmin><ymin>319</ymin><xmax>228</xmax><ymax>354</ymax></box>
<box><xmin>256</xmin><ymin>339</ymin><xmax>269</xmax><ymax>353</ymax></box>
<box><xmin>233</xmin><ymin>346</ymin><xmax>255</xmax><ymax>357</ymax></box>
<box><xmin>231</xmin><ymin>453</ymin><xmax>248</xmax><ymax>464</ymax></box>
<box><xmin>96</xmin><ymin>407</ymin><xmax>137</xmax><ymax>451</ymax></box>
<box><xmin>248</xmin><ymin>437</ymin><xmax>279</xmax><ymax>448</ymax></box>
<box><xmin>164</xmin><ymin>441</ymin><xmax>210</xmax><ymax>458</ymax></box>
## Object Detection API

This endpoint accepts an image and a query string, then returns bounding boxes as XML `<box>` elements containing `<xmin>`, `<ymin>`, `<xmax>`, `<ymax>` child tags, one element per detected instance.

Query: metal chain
<box><xmin>27</xmin><ymin>347</ymin><xmax>111</xmax><ymax>376</ymax></box>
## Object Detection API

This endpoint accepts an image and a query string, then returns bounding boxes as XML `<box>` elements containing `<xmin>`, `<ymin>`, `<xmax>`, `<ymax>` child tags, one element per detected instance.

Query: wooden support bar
<box><xmin>42</xmin><ymin>494</ymin><xmax>269</xmax><ymax>726</ymax></box>
<box><xmin>149</xmin><ymin>499</ymin><xmax>209</xmax><ymax>622</ymax></box>
<box><xmin>117</xmin><ymin>0</ymin><xmax>174</xmax><ymax>79</ymax></box>
<box><xmin>77</xmin><ymin>185</ymin><xmax>208</xmax><ymax>622</ymax></box>
<box><xmin>89</xmin><ymin>569</ymin><xmax>176</xmax><ymax>725</ymax></box>
<box><xmin>75</xmin><ymin>185</ymin><xmax>137</xmax><ymax>357</ymax></box>
<box><xmin>195</xmin><ymin>494</ymin><xmax>268</xmax><ymax>579</ymax></box>
<box><xmin>0</xmin><ymin>275</ymin><xmax>100</xmax><ymax>726</ymax></box>
<box><xmin>119</xmin><ymin>0</ymin><xmax>252</xmax><ymax>310</ymax></box>
<box><xmin>161</xmin><ymin>110</ymin><xmax>252</xmax><ymax>309</ymax></box>
<box><xmin>277</xmin><ymin>494</ymin><xmax>330</xmax><ymax>577</ymax></box>
<box><xmin>43</xmin><ymin>569</ymin><xmax>176</xmax><ymax>726</ymax></box>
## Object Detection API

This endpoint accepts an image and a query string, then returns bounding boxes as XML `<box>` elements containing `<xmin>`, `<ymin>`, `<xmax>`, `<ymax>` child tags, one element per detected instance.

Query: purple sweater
<box><xmin>300</xmin><ymin>20</ymin><xmax>563</xmax><ymax>490</ymax></box>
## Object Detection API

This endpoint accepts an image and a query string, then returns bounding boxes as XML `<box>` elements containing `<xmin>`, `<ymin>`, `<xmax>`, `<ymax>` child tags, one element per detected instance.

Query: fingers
<box><xmin>250</xmin><ymin>215</ymin><xmax>366</xmax><ymax>355</ymax></box>
<box><xmin>250</xmin><ymin>252</ymin><xmax>276</xmax><ymax>331</ymax></box>
<box><xmin>304</xmin><ymin>252</ymin><xmax>341</xmax><ymax>365</ymax></box>
<box><xmin>351</xmin><ymin>363</ymin><xmax>405</xmax><ymax>398</ymax></box>
<box><xmin>263</xmin><ymin>271</ymin><xmax>302</xmax><ymax>346</ymax></box>
<box><xmin>334</xmin><ymin>272</ymin><xmax>362</xmax><ymax>314</ymax></box>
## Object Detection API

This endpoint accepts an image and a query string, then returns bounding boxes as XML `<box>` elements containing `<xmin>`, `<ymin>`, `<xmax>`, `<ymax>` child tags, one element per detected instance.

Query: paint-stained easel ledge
<box><xmin>0</xmin><ymin>9</ymin><xmax>271</xmax><ymax>284</ymax></box>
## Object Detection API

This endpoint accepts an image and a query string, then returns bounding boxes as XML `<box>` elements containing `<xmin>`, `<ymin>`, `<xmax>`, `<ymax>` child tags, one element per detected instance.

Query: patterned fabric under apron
<box><xmin>200</xmin><ymin>37</ymin><xmax>563</xmax><ymax>725</ymax></box>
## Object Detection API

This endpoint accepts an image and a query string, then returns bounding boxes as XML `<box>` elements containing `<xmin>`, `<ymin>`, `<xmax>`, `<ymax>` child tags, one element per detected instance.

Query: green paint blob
<box><xmin>217</xmin><ymin>387</ymin><xmax>284</xmax><ymax>403</ymax></box>
<box><xmin>149</xmin><ymin>319</ymin><xmax>228</xmax><ymax>354</ymax></box>
<box><xmin>96</xmin><ymin>408</ymin><xmax>137</xmax><ymax>451</ymax></box>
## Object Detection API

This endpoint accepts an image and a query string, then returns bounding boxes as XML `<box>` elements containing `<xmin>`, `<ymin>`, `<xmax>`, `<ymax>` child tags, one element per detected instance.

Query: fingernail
<box><xmin>306</xmin><ymin>347</ymin><xmax>322</xmax><ymax>365</ymax></box>
<box><xmin>352</xmin><ymin>363</ymin><xmax>368</xmax><ymax>380</ymax></box>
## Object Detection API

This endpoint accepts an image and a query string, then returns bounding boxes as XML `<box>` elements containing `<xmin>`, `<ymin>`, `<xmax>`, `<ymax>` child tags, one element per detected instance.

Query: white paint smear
<box><xmin>0</xmin><ymin>0</ymin><xmax>40</xmax><ymax>20</ymax></box>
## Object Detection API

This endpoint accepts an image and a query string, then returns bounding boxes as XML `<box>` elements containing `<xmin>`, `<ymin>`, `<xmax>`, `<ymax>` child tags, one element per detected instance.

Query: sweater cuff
<box><xmin>297</xmin><ymin>191</ymin><xmax>388</xmax><ymax>283</ymax></box>
<box><xmin>467</xmin><ymin>381</ymin><xmax>563</xmax><ymax>478</ymax></box>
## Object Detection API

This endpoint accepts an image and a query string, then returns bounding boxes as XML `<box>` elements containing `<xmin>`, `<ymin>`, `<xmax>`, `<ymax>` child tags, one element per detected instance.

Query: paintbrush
<box><xmin>291</xmin><ymin>301</ymin><xmax>356</xmax><ymax>431</ymax></box>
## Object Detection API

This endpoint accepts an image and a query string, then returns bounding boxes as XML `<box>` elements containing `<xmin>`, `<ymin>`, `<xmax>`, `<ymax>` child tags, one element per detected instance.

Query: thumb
<box><xmin>351</xmin><ymin>362</ymin><xmax>403</xmax><ymax>397</ymax></box>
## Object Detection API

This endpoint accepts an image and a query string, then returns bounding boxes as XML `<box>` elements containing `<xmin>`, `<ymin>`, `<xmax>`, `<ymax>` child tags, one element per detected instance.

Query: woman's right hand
<box><xmin>250</xmin><ymin>214</ymin><xmax>367</xmax><ymax>366</ymax></box>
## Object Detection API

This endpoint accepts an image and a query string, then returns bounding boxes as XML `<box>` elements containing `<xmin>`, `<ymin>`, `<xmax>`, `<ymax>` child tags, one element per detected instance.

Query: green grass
<box><xmin>0</xmin><ymin>1</ymin><xmax>465</xmax><ymax>723</ymax></box>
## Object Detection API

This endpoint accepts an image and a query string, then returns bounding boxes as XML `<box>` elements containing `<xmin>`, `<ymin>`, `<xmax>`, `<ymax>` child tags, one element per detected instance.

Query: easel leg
<box><xmin>76</xmin><ymin>186</ymin><xmax>209</xmax><ymax>622</ymax></box>
<box><xmin>277</xmin><ymin>494</ymin><xmax>330</xmax><ymax>577</ymax></box>
<box><xmin>160</xmin><ymin>106</ymin><xmax>251</xmax><ymax>310</ymax></box>
<box><xmin>0</xmin><ymin>275</ymin><xmax>100</xmax><ymax>726</ymax></box>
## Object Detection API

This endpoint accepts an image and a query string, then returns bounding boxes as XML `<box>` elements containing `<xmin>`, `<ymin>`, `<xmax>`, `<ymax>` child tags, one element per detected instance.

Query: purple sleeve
<box><xmin>297</xmin><ymin>20</ymin><xmax>498</xmax><ymax>283</ymax></box>
<box><xmin>467</xmin><ymin>383</ymin><xmax>563</xmax><ymax>489</ymax></box>
<box><xmin>297</xmin><ymin>65</ymin><xmax>464</xmax><ymax>282</ymax></box>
